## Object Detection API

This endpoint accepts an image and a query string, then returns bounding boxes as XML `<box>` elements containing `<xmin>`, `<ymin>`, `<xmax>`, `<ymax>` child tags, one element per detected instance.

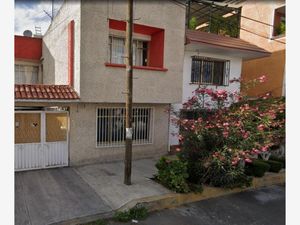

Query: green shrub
<box><xmin>264</xmin><ymin>160</ymin><xmax>283</xmax><ymax>173</ymax></box>
<box><xmin>245</xmin><ymin>160</ymin><xmax>270</xmax><ymax>177</ymax></box>
<box><xmin>155</xmin><ymin>157</ymin><xmax>190</xmax><ymax>193</ymax></box>
<box><xmin>269</xmin><ymin>156</ymin><xmax>285</xmax><ymax>168</ymax></box>
<box><xmin>113</xmin><ymin>205</ymin><xmax>148</xmax><ymax>222</ymax></box>
<box><xmin>186</xmin><ymin>161</ymin><xmax>206</xmax><ymax>184</ymax></box>
<box><xmin>207</xmin><ymin>160</ymin><xmax>252</xmax><ymax>188</ymax></box>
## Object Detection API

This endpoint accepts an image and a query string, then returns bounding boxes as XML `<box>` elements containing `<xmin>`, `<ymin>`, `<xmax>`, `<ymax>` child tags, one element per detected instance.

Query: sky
<box><xmin>15</xmin><ymin>0</ymin><xmax>63</xmax><ymax>35</ymax></box>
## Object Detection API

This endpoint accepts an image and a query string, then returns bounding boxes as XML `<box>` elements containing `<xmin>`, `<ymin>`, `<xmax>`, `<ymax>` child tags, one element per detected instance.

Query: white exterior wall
<box><xmin>169</xmin><ymin>50</ymin><xmax>242</xmax><ymax>146</ymax></box>
<box><xmin>40</xmin><ymin>1</ymin><xmax>185</xmax><ymax>163</ymax></box>
<box><xmin>79</xmin><ymin>0</ymin><xmax>185</xmax><ymax>103</ymax></box>
<box><xmin>42</xmin><ymin>1</ymin><xmax>81</xmax><ymax>94</ymax></box>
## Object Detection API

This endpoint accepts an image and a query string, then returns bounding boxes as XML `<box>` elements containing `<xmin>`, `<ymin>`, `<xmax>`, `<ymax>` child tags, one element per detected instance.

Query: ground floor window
<box><xmin>96</xmin><ymin>107</ymin><xmax>153</xmax><ymax>147</ymax></box>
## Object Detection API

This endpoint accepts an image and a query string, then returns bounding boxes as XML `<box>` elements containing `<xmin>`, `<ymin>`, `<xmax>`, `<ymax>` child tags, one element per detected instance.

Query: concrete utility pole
<box><xmin>124</xmin><ymin>0</ymin><xmax>133</xmax><ymax>185</ymax></box>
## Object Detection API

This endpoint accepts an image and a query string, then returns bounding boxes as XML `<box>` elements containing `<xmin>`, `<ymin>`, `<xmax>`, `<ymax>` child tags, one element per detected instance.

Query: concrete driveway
<box><xmin>15</xmin><ymin>158</ymin><xmax>171</xmax><ymax>225</ymax></box>
<box><xmin>15</xmin><ymin>167</ymin><xmax>112</xmax><ymax>225</ymax></box>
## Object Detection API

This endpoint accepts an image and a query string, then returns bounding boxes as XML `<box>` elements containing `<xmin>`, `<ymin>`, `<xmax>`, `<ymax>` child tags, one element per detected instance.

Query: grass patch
<box><xmin>113</xmin><ymin>205</ymin><xmax>148</xmax><ymax>222</ymax></box>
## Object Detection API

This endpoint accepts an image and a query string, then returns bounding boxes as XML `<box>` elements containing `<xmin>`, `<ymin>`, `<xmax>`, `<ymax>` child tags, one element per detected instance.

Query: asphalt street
<box><xmin>109</xmin><ymin>185</ymin><xmax>285</xmax><ymax>225</ymax></box>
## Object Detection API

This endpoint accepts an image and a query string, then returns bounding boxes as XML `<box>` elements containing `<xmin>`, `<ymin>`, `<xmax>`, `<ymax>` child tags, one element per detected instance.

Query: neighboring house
<box><xmin>240</xmin><ymin>0</ymin><xmax>286</xmax><ymax>97</ymax></box>
<box><xmin>14</xmin><ymin>0</ymin><xmax>185</xmax><ymax>171</ymax></box>
<box><xmin>169</xmin><ymin>29</ymin><xmax>270</xmax><ymax>147</ymax></box>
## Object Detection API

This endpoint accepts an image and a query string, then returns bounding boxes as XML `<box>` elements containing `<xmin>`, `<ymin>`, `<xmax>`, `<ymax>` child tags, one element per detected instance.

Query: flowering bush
<box><xmin>155</xmin><ymin>157</ymin><xmax>190</xmax><ymax>193</ymax></box>
<box><xmin>170</xmin><ymin>75</ymin><xmax>285</xmax><ymax>188</ymax></box>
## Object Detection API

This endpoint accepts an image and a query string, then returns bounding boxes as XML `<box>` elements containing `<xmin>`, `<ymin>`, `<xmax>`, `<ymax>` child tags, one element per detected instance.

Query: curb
<box><xmin>53</xmin><ymin>170</ymin><xmax>285</xmax><ymax>225</ymax></box>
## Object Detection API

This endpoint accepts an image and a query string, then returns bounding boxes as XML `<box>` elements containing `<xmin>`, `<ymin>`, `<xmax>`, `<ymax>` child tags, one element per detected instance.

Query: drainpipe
<box><xmin>68</xmin><ymin>20</ymin><xmax>74</xmax><ymax>87</ymax></box>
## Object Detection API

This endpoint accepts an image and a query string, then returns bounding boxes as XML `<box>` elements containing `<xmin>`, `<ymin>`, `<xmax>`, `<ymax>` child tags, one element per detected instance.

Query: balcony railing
<box><xmin>185</xmin><ymin>0</ymin><xmax>243</xmax><ymax>38</ymax></box>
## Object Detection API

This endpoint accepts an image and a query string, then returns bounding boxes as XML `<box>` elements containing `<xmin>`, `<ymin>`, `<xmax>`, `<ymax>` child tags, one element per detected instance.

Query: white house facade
<box><xmin>169</xmin><ymin>30</ymin><xmax>271</xmax><ymax>147</ymax></box>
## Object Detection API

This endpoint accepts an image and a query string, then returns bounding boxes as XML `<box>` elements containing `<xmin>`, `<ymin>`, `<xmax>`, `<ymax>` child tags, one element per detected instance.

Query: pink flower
<box><xmin>242</xmin><ymin>132</ymin><xmax>249</xmax><ymax>139</ymax></box>
<box><xmin>223</xmin><ymin>131</ymin><xmax>229</xmax><ymax>138</ymax></box>
<box><xmin>175</xmin><ymin>148</ymin><xmax>181</xmax><ymax>152</ymax></box>
<box><xmin>257</xmin><ymin>124</ymin><xmax>265</xmax><ymax>131</ymax></box>
<box><xmin>251</xmin><ymin>149</ymin><xmax>261</xmax><ymax>154</ymax></box>
<box><xmin>231</xmin><ymin>160</ymin><xmax>238</xmax><ymax>165</ymax></box>
<box><xmin>261</xmin><ymin>146</ymin><xmax>268</xmax><ymax>152</ymax></box>
<box><xmin>245</xmin><ymin>158</ymin><xmax>252</xmax><ymax>163</ymax></box>
<box><xmin>258</xmin><ymin>75</ymin><xmax>267</xmax><ymax>83</ymax></box>
<box><xmin>207</xmin><ymin>89</ymin><xmax>213</xmax><ymax>95</ymax></box>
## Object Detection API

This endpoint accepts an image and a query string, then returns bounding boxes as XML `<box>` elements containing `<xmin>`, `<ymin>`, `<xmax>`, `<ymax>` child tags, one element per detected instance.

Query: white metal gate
<box><xmin>15</xmin><ymin>111</ymin><xmax>69</xmax><ymax>171</ymax></box>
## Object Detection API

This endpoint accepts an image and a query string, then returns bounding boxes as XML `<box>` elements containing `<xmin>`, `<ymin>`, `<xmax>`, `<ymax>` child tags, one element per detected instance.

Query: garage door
<box><xmin>15</xmin><ymin>111</ymin><xmax>69</xmax><ymax>171</ymax></box>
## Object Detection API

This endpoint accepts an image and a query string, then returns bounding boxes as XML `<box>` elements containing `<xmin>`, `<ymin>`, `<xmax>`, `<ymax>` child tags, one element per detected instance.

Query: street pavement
<box><xmin>109</xmin><ymin>185</ymin><xmax>285</xmax><ymax>225</ymax></box>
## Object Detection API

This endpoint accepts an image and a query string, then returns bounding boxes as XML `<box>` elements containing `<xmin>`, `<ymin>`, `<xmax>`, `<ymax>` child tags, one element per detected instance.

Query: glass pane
<box><xmin>15</xmin><ymin>113</ymin><xmax>41</xmax><ymax>143</ymax></box>
<box><xmin>46</xmin><ymin>113</ymin><xmax>68</xmax><ymax>142</ymax></box>
<box><xmin>213</xmin><ymin>61</ymin><xmax>225</xmax><ymax>85</ymax></box>
<box><xmin>191</xmin><ymin>58</ymin><xmax>201</xmax><ymax>83</ymax></box>
<box><xmin>15</xmin><ymin>65</ymin><xmax>26</xmax><ymax>84</ymax></box>
<box><xmin>111</xmin><ymin>37</ymin><xmax>125</xmax><ymax>64</ymax></box>
<box><xmin>202</xmin><ymin>60</ymin><xmax>213</xmax><ymax>84</ymax></box>
<box><xmin>14</xmin><ymin>65</ymin><xmax>38</xmax><ymax>84</ymax></box>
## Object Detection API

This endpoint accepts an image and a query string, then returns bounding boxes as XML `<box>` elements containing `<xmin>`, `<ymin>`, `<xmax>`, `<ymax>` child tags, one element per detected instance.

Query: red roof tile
<box><xmin>186</xmin><ymin>30</ymin><xmax>270</xmax><ymax>55</ymax></box>
<box><xmin>15</xmin><ymin>84</ymin><xmax>80</xmax><ymax>100</ymax></box>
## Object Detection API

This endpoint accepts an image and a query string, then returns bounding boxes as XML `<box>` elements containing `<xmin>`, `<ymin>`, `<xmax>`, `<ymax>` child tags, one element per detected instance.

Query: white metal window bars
<box><xmin>191</xmin><ymin>56</ymin><xmax>230</xmax><ymax>86</ymax></box>
<box><xmin>96</xmin><ymin>107</ymin><xmax>153</xmax><ymax>147</ymax></box>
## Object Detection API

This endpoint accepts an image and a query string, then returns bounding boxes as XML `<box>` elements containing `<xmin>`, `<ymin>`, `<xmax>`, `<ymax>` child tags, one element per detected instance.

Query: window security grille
<box><xmin>191</xmin><ymin>56</ymin><xmax>230</xmax><ymax>86</ymax></box>
<box><xmin>96</xmin><ymin>107</ymin><xmax>153</xmax><ymax>147</ymax></box>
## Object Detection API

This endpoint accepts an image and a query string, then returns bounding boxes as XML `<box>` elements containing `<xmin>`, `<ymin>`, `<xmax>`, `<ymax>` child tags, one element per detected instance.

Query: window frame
<box><xmin>271</xmin><ymin>5</ymin><xmax>286</xmax><ymax>38</ymax></box>
<box><xmin>108</xmin><ymin>35</ymin><xmax>149</xmax><ymax>67</ymax></box>
<box><xmin>190</xmin><ymin>56</ymin><xmax>230</xmax><ymax>86</ymax></box>
<box><xmin>95</xmin><ymin>107</ymin><xmax>154</xmax><ymax>148</ymax></box>
<box><xmin>15</xmin><ymin>64</ymin><xmax>39</xmax><ymax>84</ymax></box>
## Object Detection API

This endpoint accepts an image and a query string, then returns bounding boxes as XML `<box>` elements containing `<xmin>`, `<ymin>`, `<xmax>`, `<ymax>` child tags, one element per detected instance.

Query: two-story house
<box><xmin>169</xmin><ymin>0</ymin><xmax>271</xmax><ymax>148</ymax></box>
<box><xmin>15</xmin><ymin>0</ymin><xmax>185</xmax><ymax>171</ymax></box>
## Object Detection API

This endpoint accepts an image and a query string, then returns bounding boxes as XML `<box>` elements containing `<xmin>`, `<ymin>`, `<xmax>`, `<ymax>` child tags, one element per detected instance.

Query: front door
<box><xmin>15</xmin><ymin>111</ymin><xmax>69</xmax><ymax>171</ymax></box>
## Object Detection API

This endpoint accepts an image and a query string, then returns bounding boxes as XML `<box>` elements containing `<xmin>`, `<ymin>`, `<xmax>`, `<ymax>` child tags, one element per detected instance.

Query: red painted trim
<box><xmin>68</xmin><ymin>20</ymin><xmax>75</xmax><ymax>86</ymax></box>
<box><xmin>148</xmin><ymin>30</ymin><xmax>165</xmax><ymax>68</ymax></box>
<box><xmin>15</xmin><ymin>35</ymin><xmax>42</xmax><ymax>60</ymax></box>
<box><xmin>105</xmin><ymin>63</ymin><xmax>168</xmax><ymax>72</ymax></box>
<box><xmin>108</xmin><ymin>19</ymin><xmax>165</xmax><ymax>68</ymax></box>
<box><xmin>109</xmin><ymin>19</ymin><xmax>163</xmax><ymax>35</ymax></box>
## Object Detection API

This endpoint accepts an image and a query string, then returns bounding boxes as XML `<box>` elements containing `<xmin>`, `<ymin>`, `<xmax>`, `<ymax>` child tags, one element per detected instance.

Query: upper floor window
<box><xmin>191</xmin><ymin>56</ymin><xmax>230</xmax><ymax>86</ymax></box>
<box><xmin>108</xmin><ymin>36</ymin><xmax>148</xmax><ymax>66</ymax></box>
<box><xmin>15</xmin><ymin>64</ymin><xmax>39</xmax><ymax>84</ymax></box>
<box><xmin>273</xmin><ymin>5</ymin><xmax>285</xmax><ymax>37</ymax></box>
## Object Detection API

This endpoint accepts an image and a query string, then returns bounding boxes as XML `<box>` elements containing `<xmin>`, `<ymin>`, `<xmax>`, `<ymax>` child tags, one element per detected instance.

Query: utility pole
<box><xmin>124</xmin><ymin>0</ymin><xmax>133</xmax><ymax>185</ymax></box>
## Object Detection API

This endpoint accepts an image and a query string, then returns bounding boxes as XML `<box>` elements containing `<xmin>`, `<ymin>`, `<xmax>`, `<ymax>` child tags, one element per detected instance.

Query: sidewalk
<box><xmin>15</xmin><ymin>158</ymin><xmax>171</xmax><ymax>225</ymax></box>
<box><xmin>15</xmin><ymin>158</ymin><xmax>285</xmax><ymax>225</ymax></box>
<box><xmin>74</xmin><ymin>158</ymin><xmax>171</xmax><ymax>210</ymax></box>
